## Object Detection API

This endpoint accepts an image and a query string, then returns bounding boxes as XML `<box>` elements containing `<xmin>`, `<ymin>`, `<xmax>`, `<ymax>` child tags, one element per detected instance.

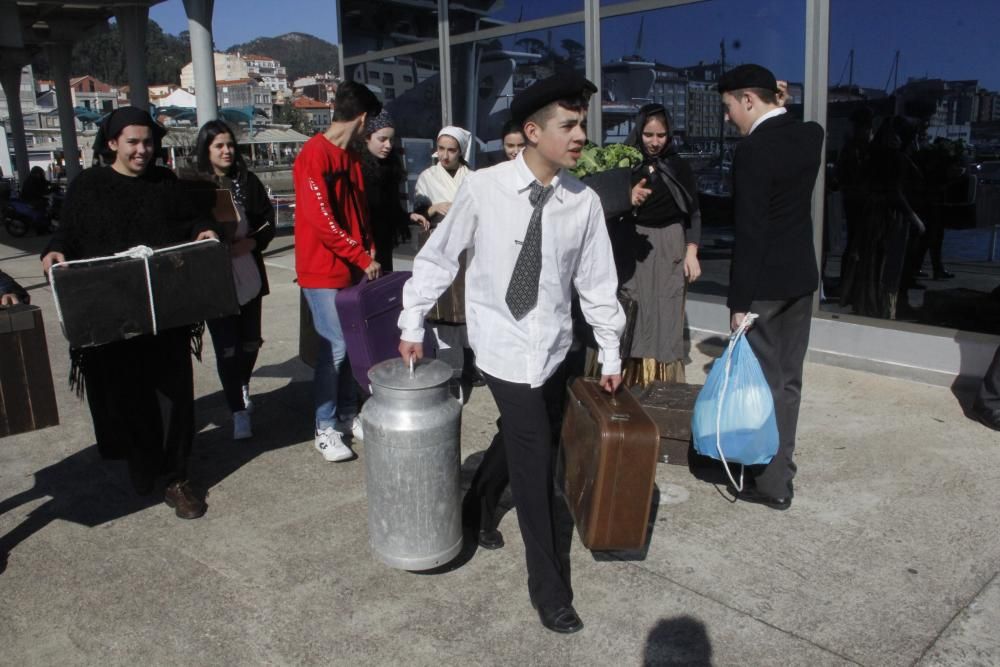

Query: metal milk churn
<box><xmin>361</xmin><ymin>357</ymin><xmax>463</xmax><ymax>570</ymax></box>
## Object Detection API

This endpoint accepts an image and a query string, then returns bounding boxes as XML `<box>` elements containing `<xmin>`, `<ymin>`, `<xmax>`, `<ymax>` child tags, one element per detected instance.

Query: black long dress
<box><xmin>45</xmin><ymin>165</ymin><xmax>216</xmax><ymax>493</ymax></box>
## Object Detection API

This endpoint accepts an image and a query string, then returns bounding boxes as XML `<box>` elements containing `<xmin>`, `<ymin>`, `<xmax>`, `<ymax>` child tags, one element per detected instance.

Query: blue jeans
<box><xmin>303</xmin><ymin>288</ymin><xmax>358</xmax><ymax>431</ymax></box>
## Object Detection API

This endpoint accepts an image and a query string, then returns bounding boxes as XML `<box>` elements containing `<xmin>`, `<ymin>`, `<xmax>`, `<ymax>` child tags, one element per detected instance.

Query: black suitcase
<box><xmin>50</xmin><ymin>239</ymin><xmax>239</xmax><ymax>348</ymax></box>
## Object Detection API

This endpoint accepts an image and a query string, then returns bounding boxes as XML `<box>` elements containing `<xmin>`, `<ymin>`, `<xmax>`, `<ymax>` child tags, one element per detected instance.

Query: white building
<box><xmin>241</xmin><ymin>53</ymin><xmax>288</xmax><ymax>93</ymax></box>
<box><xmin>180</xmin><ymin>52</ymin><xmax>249</xmax><ymax>91</ymax></box>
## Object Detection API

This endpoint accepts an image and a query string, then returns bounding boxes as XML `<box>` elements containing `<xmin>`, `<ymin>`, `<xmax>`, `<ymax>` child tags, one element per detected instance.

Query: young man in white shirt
<box><xmin>397</xmin><ymin>73</ymin><xmax>625</xmax><ymax>634</ymax></box>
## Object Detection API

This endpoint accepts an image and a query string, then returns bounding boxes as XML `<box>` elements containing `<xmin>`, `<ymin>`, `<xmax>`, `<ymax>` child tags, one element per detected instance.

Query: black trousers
<box><xmin>81</xmin><ymin>327</ymin><xmax>195</xmax><ymax>494</ymax></box>
<box><xmin>206</xmin><ymin>294</ymin><xmax>263</xmax><ymax>413</ymax></box>
<box><xmin>744</xmin><ymin>294</ymin><xmax>813</xmax><ymax>499</ymax></box>
<box><xmin>975</xmin><ymin>345</ymin><xmax>1000</xmax><ymax>411</ymax></box>
<box><xmin>470</xmin><ymin>364</ymin><xmax>572</xmax><ymax>609</ymax></box>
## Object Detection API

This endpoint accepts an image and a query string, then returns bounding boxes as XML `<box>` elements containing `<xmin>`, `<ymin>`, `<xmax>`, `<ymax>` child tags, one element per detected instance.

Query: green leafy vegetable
<box><xmin>569</xmin><ymin>143</ymin><xmax>643</xmax><ymax>178</ymax></box>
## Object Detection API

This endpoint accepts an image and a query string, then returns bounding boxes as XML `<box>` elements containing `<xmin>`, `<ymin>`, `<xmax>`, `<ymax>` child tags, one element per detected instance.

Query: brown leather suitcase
<box><xmin>416</xmin><ymin>227</ymin><xmax>466</xmax><ymax>323</ymax></box>
<box><xmin>634</xmin><ymin>381</ymin><xmax>700</xmax><ymax>466</ymax></box>
<box><xmin>560</xmin><ymin>377</ymin><xmax>660</xmax><ymax>551</ymax></box>
<box><xmin>0</xmin><ymin>304</ymin><xmax>60</xmax><ymax>438</ymax></box>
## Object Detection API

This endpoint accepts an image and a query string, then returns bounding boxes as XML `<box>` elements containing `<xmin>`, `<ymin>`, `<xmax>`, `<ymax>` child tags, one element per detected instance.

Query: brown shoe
<box><xmin>164</xmin><ymin>480</ymin><xmax>207</xmax><ymax>519</ymax></box>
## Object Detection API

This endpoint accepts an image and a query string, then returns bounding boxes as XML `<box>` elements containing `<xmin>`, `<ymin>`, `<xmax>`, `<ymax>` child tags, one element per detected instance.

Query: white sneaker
<box><xmin>233</xmin><ymin>410</ymin><xmax>252</xmax><ymax>440</ymax></box>
<box><xmin>242</xmin><ymin>384</ymin><xmax>254</xmax><ymax>413</ymax></box>
<box><xmin>314</xmin><ymin>427</ymin><xmax>354</xmax><ymax>462</ymax></box>
<box><xmin>336</xmin><ymin>416</ymin><xmax>364</xmax><ymax>442</ymax></box>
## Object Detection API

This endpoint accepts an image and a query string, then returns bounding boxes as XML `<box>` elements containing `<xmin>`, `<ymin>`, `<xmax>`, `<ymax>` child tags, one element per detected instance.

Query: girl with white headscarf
<box><xmin>414</xmin><ymin>126</ymin><xmax>473</xmax><ymax>224</ymax></box>
<box><xmin>412</xmin><ymin>125</ymin><xmax>483</xmax><ymax>386</ymax></box>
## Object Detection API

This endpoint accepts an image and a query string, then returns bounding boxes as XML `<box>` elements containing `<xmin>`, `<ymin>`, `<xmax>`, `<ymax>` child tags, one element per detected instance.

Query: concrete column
<box><xmin>183</xmin><ymin>0</ymin><xmax>218</xmax><ymax>126</ymax></box>
<box><xmin>46</xmin><ymin>43</ymin><xmax>83</xmax><ymax>181</ymax></box>
<box><xmin>0</xmin><ymin>61</ymin><xmax>30</xmax><ymax>182</ymax></box>
<box><xmin>115</xmin><ymin>5</ymin><xmax>150</xmax><ymax>109</ymax></box>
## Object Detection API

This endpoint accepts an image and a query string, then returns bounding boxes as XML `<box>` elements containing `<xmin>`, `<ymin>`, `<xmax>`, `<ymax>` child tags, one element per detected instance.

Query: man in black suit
<box><xmin>719</xmin><ymin>64</ymin><xmax>825</xmax><ymax>510</ymax></box>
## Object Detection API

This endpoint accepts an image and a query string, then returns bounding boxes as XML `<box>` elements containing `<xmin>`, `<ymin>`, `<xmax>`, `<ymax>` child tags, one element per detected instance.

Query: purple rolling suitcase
<box><xmin>334</xmin><ymin>272</ymin><xmax>413</xmax><ymax>396</ymax></box>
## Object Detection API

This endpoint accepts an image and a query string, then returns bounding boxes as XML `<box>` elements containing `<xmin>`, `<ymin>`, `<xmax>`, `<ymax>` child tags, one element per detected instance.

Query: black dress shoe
<box><xmin>737</xmin><ymin>487</ymin><xmax>791</xmax><ymax>511</ymax></box>
<box><xmin>537</xmin><ymin>604</ymin><xmax>584</xmax><ymax>634</ymax></box>
<box><xmin>972</xmin><ymin>405</ymin><xmax>1000</xmax><ymax>432</ymax></box>
<box><xmin>478</xmin><ymin>528</ymin><xmax>504</xmax><ymax>550</ymax></box>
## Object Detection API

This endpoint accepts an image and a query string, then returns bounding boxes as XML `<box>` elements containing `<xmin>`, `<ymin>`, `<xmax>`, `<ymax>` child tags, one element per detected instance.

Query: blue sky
<box><xmin>149</xmin><ymin>0</ymin><xmax>1000</xmax><ymax>90</ymax></box>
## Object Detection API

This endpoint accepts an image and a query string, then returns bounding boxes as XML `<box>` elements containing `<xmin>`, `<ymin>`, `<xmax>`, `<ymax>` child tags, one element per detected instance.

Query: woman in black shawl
<box><xmin>359</xmin><ymin>109</ymin><xmax>427</xmax><ymax>271</ymax></box>
<box><xmin>618</xmin><ymin>103</ymin><xmax>702</xmax><ymax>386</ymax></box>
<box><xmin>41</xmin><ymin>108</ymin><xmax>219</xmax><ymax>519</ymax></box>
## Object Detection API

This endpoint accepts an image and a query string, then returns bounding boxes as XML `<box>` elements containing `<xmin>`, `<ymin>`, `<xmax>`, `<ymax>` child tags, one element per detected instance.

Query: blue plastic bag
<box><xmin>692</xmin><ymin>316</ymin><xmax>779</xmax><ymax>474</ymax></box>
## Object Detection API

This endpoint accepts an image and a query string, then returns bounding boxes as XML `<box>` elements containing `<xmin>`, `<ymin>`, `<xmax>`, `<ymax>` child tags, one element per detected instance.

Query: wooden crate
<box><xmin>0</xmin><ymin>304</ymin><xmax>59</xmax><ymax>438</ymax></box>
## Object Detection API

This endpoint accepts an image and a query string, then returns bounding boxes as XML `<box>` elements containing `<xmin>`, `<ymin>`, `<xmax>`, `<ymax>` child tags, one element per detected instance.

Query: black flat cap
<box><xmin>510</xmin><ymin>72</ymin><xmax>597</xmax><ymax>125</ymax></box>
<box><xmin>717</xmin><ymin>64</ymin><xmax>779</xmax><ymax>94</ymax></box>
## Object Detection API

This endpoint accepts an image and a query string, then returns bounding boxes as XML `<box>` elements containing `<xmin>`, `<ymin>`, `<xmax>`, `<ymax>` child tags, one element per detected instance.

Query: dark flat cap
<box><xmin>717</xmin><ymin>64</ymin><xmax>778</xmax><ymax>94</ymax></box>
<box><xmin>510</xmin><ymin>72</ymin><xmax>597</xmax><ymax>125</ymax></box>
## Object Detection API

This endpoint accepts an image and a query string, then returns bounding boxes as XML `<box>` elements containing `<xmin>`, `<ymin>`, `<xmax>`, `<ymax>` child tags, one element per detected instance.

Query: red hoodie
<box><xmin>293</xmin><ymin>135</ymin><xmax>373</xmax><ymax>289</ymax></box>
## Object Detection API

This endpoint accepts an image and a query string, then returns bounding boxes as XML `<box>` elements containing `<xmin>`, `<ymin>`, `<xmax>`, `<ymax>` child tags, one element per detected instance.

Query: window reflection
<box><xmin>346</xmin><ymin>51</ymin><xmax>442</xmax><ymax>201</ymax></box>
<box><xmin>341</xmin><ymin>0</ymin><xmax>439</xmax><ymax>58</ymax></box>
<box><xmin>448</xmin><ymin>0</ymin><xmax>583</xmax><ymax>34</ymax></box>
<box><xmin>450</xmin><ymin>25</ymin><xmax>586</xmax><ymax>167</ymax></box>
<box><xmin>600</xmin><ymin>1</ymin><xmax>806</xmax><ymax>299</ymax></box>
<box><xmin>822</xmin><ymin>0</ymin><xmax>1000</xmax><ymax>335</ymax></box>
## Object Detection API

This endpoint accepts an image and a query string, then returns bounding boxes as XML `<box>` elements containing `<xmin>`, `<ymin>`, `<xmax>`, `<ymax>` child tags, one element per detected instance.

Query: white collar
<box><xmin>513</xmin><ymin>150</ymin><xmax>565</xmax><ymax>202</ymax></box>
<box><xmin>749</xmin><ymin>107</ymin><xmax>787</xmax><ymax>135</ymax></box>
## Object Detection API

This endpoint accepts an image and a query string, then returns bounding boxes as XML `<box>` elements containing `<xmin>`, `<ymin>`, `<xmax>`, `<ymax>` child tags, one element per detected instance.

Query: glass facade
<box><xmin>448</xmin><ymin>0</ymin><xmax>583</xmax><ymax>33</ymax></box>
<box><xmin>820</xmin><ymin>0</ymin><xmax>1000</xmax><ymax>336</ymax></box>
<box><xmin>340</xmin><ymin>0</ymin><xmax>439</xmax><ymax>58</ymax></box>
<box><xmin>449</xmin><ymin>24</ymin><xmax>586</xmax><ymax>166</ymax></box>
<box><xmin>339</xmin><ymin>0</ymin><xmax>1000</xmax><ymax>343</ymax></box>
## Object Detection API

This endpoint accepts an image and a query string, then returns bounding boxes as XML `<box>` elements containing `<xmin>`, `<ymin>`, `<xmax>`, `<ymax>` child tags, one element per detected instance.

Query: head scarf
<box><xmin>104</xmin><ymin>107</ymin><xmax>166</xmax><ymax>142</ymax></box>
<box><xmin>437</xmin><ymin>126</ymin><xmax>472</xmax><ymax>163</ymax></box>
<box><xmin>625</xmin><ymin>103</ymin><xmax>674</xmax><ymax>161</ymax></box>
<box><xmin>93</xmin><ymin>107</ymin><xmax>167</xmax><ymax>165</ymax></box>
<box><xmin>365</xmin><ymin>108</ymin><xmax>395</xmax><ymax>137</ymax></box>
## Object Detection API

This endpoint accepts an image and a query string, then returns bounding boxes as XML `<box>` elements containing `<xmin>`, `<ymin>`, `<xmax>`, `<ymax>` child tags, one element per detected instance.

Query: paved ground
<box><xmin>2</xmin><ymin>231</ymin><xmax>999</xmax><ymax>666</ymax></box>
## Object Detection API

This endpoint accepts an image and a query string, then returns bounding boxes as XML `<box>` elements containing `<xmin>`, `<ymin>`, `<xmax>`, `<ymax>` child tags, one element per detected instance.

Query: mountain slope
<box><xmin>226</xmin><ymin>33</ymin><xmax>340</xmax><ymax>81</ymax></box>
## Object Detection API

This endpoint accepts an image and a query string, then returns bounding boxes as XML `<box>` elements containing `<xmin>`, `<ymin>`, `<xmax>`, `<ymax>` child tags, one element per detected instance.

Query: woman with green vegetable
<box><xmin>619</xmin><ymin>103</ymin><xmax>701</xmax><ymax>386</ymax></box>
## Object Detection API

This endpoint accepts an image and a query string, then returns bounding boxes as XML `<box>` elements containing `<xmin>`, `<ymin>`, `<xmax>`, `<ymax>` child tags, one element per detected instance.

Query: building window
<box><xmin>383</xmin><ymin>73</ymin><xmax>394</xmax><ymax>85</ymax></box>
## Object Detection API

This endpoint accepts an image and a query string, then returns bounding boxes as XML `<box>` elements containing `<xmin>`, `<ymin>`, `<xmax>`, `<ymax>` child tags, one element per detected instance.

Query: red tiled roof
<box><xmin>293</xmin><ymin>96</ymin><xmax>331</xmax><ymax>109</ymax></box>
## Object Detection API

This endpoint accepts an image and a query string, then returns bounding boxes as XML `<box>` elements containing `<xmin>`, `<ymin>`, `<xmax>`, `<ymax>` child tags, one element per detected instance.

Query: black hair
<box><xmin>332</xmin><ymin>81</ymin><xmax>383</xmax><ymax>122</ymax></box>
<box><xmin>724</xmin><ymin>87</ymin><xmax>778</xmax><ymax>106</ymax></box>
<box><xmin>195</xmin><ymin>119</ymin><xmax>245</xmax><ymax>175</ymax></box>
<box><xmin>501</xmin><ymin>119</ymin><xmax>525</xmax><ymax>139</ymax></box>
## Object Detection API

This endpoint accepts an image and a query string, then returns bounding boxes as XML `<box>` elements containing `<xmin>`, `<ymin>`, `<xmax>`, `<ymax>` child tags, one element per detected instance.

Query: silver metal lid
<box><xmin>368</xmin><ymin>357</ymin><xmax>453</xmax><ymax>392</ymax></box>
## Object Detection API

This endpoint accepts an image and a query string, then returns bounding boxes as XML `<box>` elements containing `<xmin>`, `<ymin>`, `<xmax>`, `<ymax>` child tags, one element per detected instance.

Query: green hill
<box><xmin>226</xmin><ymin>32</ymin><xmax>340</xmax><ymax>81</ymax></box>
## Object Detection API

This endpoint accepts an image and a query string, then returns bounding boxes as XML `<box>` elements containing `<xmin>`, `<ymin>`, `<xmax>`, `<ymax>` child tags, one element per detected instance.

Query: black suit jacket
<box><xmin>727</xmin><ymin>113</ymin><xmax>824</xmax><ymax>312</ymax></box>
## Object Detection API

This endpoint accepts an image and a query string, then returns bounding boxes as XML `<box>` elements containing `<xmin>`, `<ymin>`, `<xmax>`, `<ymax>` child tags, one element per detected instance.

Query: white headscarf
<box><xmin>437</xmin><ymin>126</ymin><xmax>473</xmax><ymax>163</ymax></box>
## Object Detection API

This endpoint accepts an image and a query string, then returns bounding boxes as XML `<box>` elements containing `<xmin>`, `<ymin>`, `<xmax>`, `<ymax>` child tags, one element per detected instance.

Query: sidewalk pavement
<box><xmin>1</xmin><ymin>232</ymin><xmax>998</xmax><ymax>666</ymax></box>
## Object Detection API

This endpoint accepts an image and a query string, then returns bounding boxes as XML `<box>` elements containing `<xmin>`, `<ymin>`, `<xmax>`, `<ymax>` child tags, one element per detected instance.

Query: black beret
<box><xmin>510</xmin><ymin>72</ymin><xmax>597</xmax><ymax>125</ymax></box>
<box><xmin>717</xmin><ymin>64</ymin><xmax>778</xmax><ymax>95</ymax></box>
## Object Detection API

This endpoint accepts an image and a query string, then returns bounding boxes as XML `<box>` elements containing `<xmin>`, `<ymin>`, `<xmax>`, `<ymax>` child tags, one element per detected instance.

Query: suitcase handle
<box><xmin>574</xmin><ymin>396</ymin><xmax>631</xmax><ymax>422</ymax></box>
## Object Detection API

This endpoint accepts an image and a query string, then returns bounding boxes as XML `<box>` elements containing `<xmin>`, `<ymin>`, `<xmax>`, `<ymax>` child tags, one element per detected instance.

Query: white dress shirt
<box><xmin>749</xmin><ymin>106</ymin><xmax>787</xmax><ymax>135</ymax></box>
<box><xmin>398</xmin><ymin>150</ymin><xmax>625</xmax><ymax>387</ymax></box>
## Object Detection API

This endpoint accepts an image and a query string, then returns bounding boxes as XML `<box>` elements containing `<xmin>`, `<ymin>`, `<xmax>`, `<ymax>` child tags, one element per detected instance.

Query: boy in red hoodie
<box><xmin>294</xmin><ymin>81</ymin><xmax>382</xmax><ymax>462</ymax></box>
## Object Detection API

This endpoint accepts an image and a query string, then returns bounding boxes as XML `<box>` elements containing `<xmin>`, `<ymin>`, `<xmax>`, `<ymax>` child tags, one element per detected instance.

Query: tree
<box><xmin>273</xmin><ymin>103</ymin><xmax>311</xmax><ymax>135</ymax></box>
<box><xmin>31</xmin><ymin>18</ymin><xmax>188</xmax><ymax>86</ymax></box>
